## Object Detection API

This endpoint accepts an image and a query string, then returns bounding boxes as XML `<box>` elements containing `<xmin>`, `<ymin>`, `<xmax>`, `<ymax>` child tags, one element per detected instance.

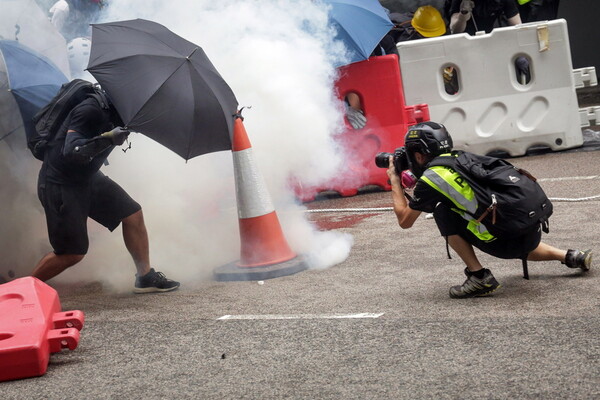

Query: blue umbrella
<box><xmin>323</xmin><ymin>0</ymin><xmax>394</xmax><ymax>65</ymax></box>
<box><xmin>0</xmin><ymin>40</ymin><xmax>68</xmax><ymax>143</ymax></box>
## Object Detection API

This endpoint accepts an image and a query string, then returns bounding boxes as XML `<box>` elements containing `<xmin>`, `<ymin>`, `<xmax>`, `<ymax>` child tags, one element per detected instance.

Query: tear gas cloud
<box><xmin>1</xmin><ymin>0</ymin><xmax>357</xmax><ymax>290</ymax></box>
<box><xmin>0</xmin><ymin>42</ymin><xmax>50</xmax><ymax>278</ymax></box>
<box><xmin>0</xmin><ymin>137</ymin><xmax>48</xmax><ymax>279</ymax></box>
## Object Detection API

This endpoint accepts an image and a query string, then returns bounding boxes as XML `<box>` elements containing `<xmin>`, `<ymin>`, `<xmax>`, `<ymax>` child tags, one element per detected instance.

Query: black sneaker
<box><xmin>134</xmin><ymin>268</ymin><xmax>180</xmax><ymax>294</ymax></box>
<box><xmin>449</xmin><ymin>268</ymin><xmax>501</xmax><ymax>299</ymax></box>
<box><xmin>565</xmin><ymin>249</ymin><xmax>592</xmax><ymax>271</ymax></box>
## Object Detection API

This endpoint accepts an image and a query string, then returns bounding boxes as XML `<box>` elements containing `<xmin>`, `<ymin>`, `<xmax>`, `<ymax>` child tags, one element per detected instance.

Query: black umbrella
<box><xmin>87</xmin><ymin>19</ymin><xmax>238</xmax><ymax>160</ymax></box>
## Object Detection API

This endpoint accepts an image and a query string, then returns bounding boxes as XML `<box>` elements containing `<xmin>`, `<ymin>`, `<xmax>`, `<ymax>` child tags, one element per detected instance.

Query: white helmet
<box><xmin>67</xmin><ymin>37</ymin><xmax>92</xmax><ymax>78</ymax></box>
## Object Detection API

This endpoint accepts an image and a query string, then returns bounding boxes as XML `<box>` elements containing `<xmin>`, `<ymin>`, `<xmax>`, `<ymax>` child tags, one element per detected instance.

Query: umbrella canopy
<box><xmin>0</xmin><ymin>40</ymin><xmax>68</xmax><ymax>143</ymax></box>
<box><xmin>0</xmin><ymin>0</ymin><xmax>70</xmax><ymax>78</ymax></box>
<box><xmin>323</xmin><ymin>0</ymin><xmax>394</xmax><ymax>65</ymax></box>
<box><xmin>87</xmin><ymin>19</ymin><xmax>239</xmax><ymax>160</ymax></box>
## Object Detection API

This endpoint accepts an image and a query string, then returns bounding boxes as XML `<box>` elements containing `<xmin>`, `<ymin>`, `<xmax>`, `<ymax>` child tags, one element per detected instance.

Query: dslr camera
<box><xmin>375</xmin><ymin>147</ymin><xmax>409</xmax><ymax>174</ymax></box>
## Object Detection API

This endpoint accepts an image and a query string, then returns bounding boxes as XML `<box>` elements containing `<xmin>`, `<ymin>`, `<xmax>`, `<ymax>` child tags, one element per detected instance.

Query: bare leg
<box><xmin>122</xmin><ymin>209</ymin><xmax>151</xmax><ymax>276</ymax></box>
<box><xmin>527</xmin><ymin>242</ymin><xmax>566</xmax><ymax>262</ymax></box>
<box><xmin>346</xmin><ymin>92</ymin><xmax>362</xmax><ymax>111</ymax></box>
<box><xmin>31</xmin><ymin>252</ymin><xmax>85</xmax><ymax>282</ymax></box>
<box><xmin>447</xmin><ymin>235</ymin><xmax>484</xmax><ymax>272</ymax></box>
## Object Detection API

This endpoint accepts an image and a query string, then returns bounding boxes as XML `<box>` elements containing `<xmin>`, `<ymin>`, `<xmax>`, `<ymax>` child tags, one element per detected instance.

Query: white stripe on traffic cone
<box><xmin>231</xmin><ymin>116</ymin><xmax>296</xmax><ymax>267</ymax></box>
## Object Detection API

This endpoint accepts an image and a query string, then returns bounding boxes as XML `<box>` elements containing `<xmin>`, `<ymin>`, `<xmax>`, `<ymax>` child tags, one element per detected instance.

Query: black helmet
<box><xmin>404</xmin><ymin>121</ymin><xmax>453</xmax><ymax>177</ymax></box>
<box><xmin>404</xmin><ymin>121</ymin><xmax>453</xmax><ymax>155</ymax></box>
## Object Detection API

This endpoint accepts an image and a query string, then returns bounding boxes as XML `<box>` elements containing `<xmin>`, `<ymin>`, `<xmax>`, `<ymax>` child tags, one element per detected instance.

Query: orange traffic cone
<box><xmin>214</xmin><ymin>115</ymin><xmax>308</xmax><ymax>281</ymax></box>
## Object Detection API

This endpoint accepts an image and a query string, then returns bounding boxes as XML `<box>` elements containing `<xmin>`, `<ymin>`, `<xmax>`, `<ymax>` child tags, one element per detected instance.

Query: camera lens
<box><xmin>375</xmin><ymin>152</ymin><xmax>392</xmax><ymax>168</ymax></box>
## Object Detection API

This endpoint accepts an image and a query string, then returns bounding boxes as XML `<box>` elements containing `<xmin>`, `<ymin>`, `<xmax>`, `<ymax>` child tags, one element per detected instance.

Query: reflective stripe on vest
<box><xmin>421</xmin><ymin>163</ymin><xmax>496</xmax><ymax>242</ymax></box>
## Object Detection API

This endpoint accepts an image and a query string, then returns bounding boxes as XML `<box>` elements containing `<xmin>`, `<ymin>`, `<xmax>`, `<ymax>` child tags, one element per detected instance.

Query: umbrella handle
<box><xmin>122</xmin><ymin>138</ymin><xmax>132</xmax><ymax>153</ymax></box>
<box><xmin>234</xmin><ymin>106</ymin><xmax>252</xmax><ymax>120</ymax></box>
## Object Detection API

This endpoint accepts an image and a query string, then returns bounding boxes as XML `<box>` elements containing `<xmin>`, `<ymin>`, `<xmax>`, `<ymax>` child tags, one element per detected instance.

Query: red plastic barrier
<box><xmin>295</xmin><ymin>54</ymin><xmax>430</xmax><ymax>202</ymax></box>
<box><xmin>0</xmin><ymin>277</ymin><xmax>84</xmax><ymax>382</ymax></box>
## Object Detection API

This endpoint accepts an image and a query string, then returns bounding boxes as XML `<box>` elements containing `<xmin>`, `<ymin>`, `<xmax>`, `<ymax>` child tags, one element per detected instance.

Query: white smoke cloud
<box><xmin>1</xmin><ymin>0</ymin><xmax>357</xmax><ymax>290</ymax></box>
<box><xmin>72</xmin><ymin>0</ymin><xmax>355</xmax><ymax>290</ymax></box>
<box><xmin>0</xmin><ymin>137</ymin><xmax>48</xmax><ymax>281</ymax></box>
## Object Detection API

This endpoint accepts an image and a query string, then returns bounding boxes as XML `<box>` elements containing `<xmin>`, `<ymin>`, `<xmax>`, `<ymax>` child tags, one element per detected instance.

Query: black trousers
<box><xmin>433</xmin><ymin>203</ymin><xmax>542</xmax><ymax>260</ymax></box>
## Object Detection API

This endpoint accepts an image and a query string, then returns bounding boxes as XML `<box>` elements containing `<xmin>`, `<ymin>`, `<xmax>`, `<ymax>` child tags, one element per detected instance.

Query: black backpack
<box><xmin>428</xmin><ymin>151</ymin><xmax>553</xmax><ymax>237</ymax></box>
<box><xmin>29</xmin><ymin>79</ymin><xmax>108</xmax><ymax>161</ymax></box>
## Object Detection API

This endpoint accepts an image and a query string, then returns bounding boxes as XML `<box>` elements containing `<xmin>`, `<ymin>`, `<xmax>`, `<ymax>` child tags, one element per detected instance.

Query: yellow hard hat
<box><xmin>411</xmin><ymin>6</ymin><xmax>446</xmax><ymax>38</ymax></box>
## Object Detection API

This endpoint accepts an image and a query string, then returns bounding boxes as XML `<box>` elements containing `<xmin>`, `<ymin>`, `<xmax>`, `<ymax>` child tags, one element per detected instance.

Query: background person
<box><xmin>32</xmin><ymin>88</ymin><xmax>180</xmax><ymax>293</ymax></box>
<box><xmin>344</xmin><ymin>4</ymin><xmax>451</xmax><ymax>126</ymax></box>
<box><xmin>389</xmin><ymin>6</ymin><xmax>458</xmax><ymax>94</ymax></box>
<box><xmin>344</xmin><ymin>34</ymin><xmax>399</xmax><ymax>130</ymax></box>
<box><xmin>518</xmin><ymin>0</ymin><xmax>560</xmax><ymax>23</ymax></box>
<box><xmin>386</xmin><ymin>122</ymin><xmax>592</xmax><ymax>298</ymax></box>
<box><xmin>343</xmin><ymin>5</ymin><xmax>449</xmax><ymax>130</ymax></box>
<box><xmin>389</xmin><ymin>5</ymin><xmax>448</xmax><ymax>43</ymax></box>
<box><xmin>48</xmin><ymin>0</ymin><xmax>104</xmax><ymax>41</ymax></box>
<box><xmin>449</xmin><ymin>0</ymin><xmax>522</xmax><ymax>35</ymax></box>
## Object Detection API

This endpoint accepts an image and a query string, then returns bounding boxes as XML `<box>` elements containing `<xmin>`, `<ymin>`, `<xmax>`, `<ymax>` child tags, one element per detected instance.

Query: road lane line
<box><xmin>538</xmin><ymin>175</ymin><xmax>598</xmax><ymax>182</ymax></box>
<box><xmin>217</xmin><ymin>313</ymin><xmax>384</xmax><ymax>320</ymax></box>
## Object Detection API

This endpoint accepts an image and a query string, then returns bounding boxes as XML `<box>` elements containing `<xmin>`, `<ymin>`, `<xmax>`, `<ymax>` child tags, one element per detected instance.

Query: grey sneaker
<box><xmin>134</xmin><ymin>268</ymin><xmax>180</xmax><ymax>294</ymax></box>
<box><xmin>449</xmin><ymin>268</ymin><xmax>501</xmax><ymax>299</ymax></box>
<box><xmin>565</xmin><ymin>249</ymin><xmax>592</xmax><ymax>271</ymax></box>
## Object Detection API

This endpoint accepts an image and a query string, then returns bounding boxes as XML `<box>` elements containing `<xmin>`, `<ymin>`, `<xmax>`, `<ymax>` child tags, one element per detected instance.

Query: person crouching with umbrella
<box><xmin>31</xmin><ymin>88</ymin><xmax>180</xmax><ymax>293</ymax></box>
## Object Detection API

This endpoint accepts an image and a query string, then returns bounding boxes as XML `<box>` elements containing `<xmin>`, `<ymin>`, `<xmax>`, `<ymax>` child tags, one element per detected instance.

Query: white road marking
<box><xmin>217</xmin><ymin>313</ymin><xmax>384</xmax><ymax>320</ymax></box>
<box><xmin>538</xmin><ymin>175</ymin><xmax>598</xmax><ymax>182</ymax></box>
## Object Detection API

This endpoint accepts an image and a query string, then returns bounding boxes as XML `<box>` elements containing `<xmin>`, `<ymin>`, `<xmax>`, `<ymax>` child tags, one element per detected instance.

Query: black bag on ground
<box><xmin>29</xmin><ymin>79</ymin><xmax>107</xmax><ymax>161</ymax></box>
<box><xmin>429</xmin><ymin>150</ymin><xmax>553</xmax><ymax>237</ymax></box>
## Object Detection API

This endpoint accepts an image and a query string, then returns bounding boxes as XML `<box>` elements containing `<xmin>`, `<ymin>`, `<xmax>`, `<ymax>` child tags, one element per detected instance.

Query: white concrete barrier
<box><xmin>573</xmin><ymin>67</ymin><xmax>597</xmax><ymax>89</ymax></box>
<box><xmin>580</xmin><ymin>106</ymin><xmax>600</xmax><ymax>127</ymax></box>
<box><xmin>397</xmin><ymin>19</ymin><xmax>584</xmax><ymax>156</ymax></box>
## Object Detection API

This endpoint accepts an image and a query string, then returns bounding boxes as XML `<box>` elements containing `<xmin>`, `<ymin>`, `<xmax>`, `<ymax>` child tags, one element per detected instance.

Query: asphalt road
<box><xmin>2</xmin><ymin>148</ymin><xmax>600</xmax><ymax>399</ymax></box>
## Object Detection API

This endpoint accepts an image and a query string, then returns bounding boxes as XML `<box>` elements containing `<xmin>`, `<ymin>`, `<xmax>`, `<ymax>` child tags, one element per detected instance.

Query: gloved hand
<box><xmin>515</xmin><ymin>56</ymin><xmax>531</xmax><ymax>84</ymax></box>
<box><xmin>460</xmin><ymin>0</ymin><xmax>474</xmax><ymax>16</ymax></box>
<box><xmin>101</xmin><ymin>127</ymin><xmax>130</xmax><ymax>145</ymax></box>
<box><xmin>443</xmin><ymin>66</ymin><xmax>459</xmax><ymax>95</ymax></box>
<box><xmin>345</xmin><ymin>105</ymin><xmax>367</xmax><ymax>130</ymax></box>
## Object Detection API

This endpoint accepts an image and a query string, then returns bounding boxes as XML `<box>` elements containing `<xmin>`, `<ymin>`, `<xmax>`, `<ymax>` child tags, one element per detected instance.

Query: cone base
<box><xmin>213</xmin><ymin>255</ymin><xmax>308</xmax><ymax>282</ymax></box>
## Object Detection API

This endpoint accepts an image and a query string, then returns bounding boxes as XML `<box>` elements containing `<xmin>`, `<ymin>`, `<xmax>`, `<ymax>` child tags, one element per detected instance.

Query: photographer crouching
<box><xmin>380</xmin><ymin>122</ymin><xmax>592</xmax><ymax>298</ymax></box>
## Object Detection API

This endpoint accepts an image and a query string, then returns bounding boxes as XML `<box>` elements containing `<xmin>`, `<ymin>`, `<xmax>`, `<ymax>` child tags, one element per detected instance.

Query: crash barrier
<box><xmin>0</xmin><ymin>277</ymin><xmax>84</xmax><ymax>382</ymax></box>
<box><xmin>295</xmin><ymin>54</ymin><xmax>429</xmax><ymax>202</ymax></box>
<box><xmin>573</xmin><ymin>67</ymin><xmax>597</xmax><ymax>89</ymax></box>
<box><xmin>573</xmin><ymin>66</ymin><xmax>600</xmax><ymax>127</ymax></box>
<box><xmin>397</xmin><ymin>19</ymin><xmax>586</xmax><ymax>157</ymax></box>
<box><xmin>580</xmin><ymin>106</ymin><xmax>600</xmax><ymax>128</ymax></box>
<box><xmin>214</xmin><ymin>117</ymin><xmax>307</xmax><ymax>281</ymax></box>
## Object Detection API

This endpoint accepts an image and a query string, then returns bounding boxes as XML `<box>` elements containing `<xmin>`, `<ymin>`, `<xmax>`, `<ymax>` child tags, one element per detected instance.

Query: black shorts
<box><xmin>38</xmin><ymin>173</ymin><xmax>141</xmax><ymax>255</ymax></box>
<box><xmin>433</xmin><ymin>203</ymin><xmax>542</xmax><ymax>260</ymax></box>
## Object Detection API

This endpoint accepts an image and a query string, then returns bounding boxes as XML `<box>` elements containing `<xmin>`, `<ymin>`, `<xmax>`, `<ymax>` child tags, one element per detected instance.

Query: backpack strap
<box><xmin>426</xmin><ymin>150</ymin><xmax>463</xmax><ymax>170</ymax></box>
<box><xmin>517</xmin><ymin>168</ymin><xmax>537</xmax><ymax>182</ymax></box>
<box><xmin>89</xmin><ymin>90</ymin><xmax>110</xmax><ymax>110</ymax></box>
<box><xmin>477</xmin><ymin>194</ymin><xmax>497</xmax><ymax>224</ymax></box>
<box><xmin>522</xmin><ymin>257</ymin><xmax>529</xmax><ymax>280</ymax></box>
